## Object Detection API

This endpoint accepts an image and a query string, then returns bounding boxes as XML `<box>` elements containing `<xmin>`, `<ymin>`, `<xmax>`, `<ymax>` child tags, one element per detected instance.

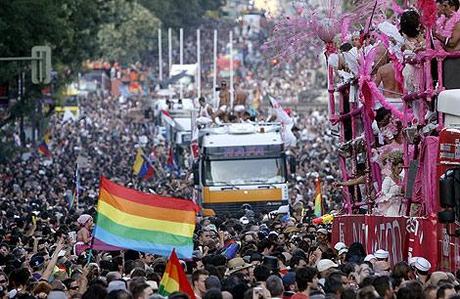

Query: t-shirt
<box><xmin>291</xmin><ymin>293</ymin><xmax>309</xmax><ymax>299</ymax></box>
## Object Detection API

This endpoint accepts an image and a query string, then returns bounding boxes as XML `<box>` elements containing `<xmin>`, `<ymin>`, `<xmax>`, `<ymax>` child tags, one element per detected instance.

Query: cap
<box><xmin>317</xmin><ymin>228</ymin><xmax>328</xmax><ymax>235</ymax></box>
<box><xmin>338</xmin><ymin>248</ymin><xmax>348</xmax><ymax>256</ymax></box>
<box><xmin>276</xmin><ymin>205</ymin><xmax>290</xmax><ymax>214</ymax></box>
<box><xmin>334</xmin><ymin>242</ymin><xmax>347</xmax><ymax>251</ymax></box>
<box><xmin>239</xmin><ymin>216</ymin><xmax>249</xmax><ymax>225</ymax></box>
<box><xmin>374</xmin><ymin>249</ymin><xmax>389</xmax><ymax>259</ymax></box>
<box><xmin>364</xmin><ymin>254</ymin><xmax>377</xmax><ymax>262</ymax></box>
<box><xmin>269</xmin><ymin>231</ymin><xmax>279</xmax><ymax>237</ymax></box>
<box><xmin>317</xmin><ymin>259</ymin><xmax>338</xmax><ymax>272</ymax></box>
<box><xmin>408</xmin><ymin>256</ymin><xmax>418</xmax><ymax>267</ymax></box>
<box><xmin>29</xmin><ymin>255</ymin><xmax>45</xmax><ymax>269</ymax></box>
<box><xmin>282</xmin><ymin>271</ymin><xmax>296</xmax><ymax>286</ymax></box>
<box><xmin>414</xmin><ymin>257</ymin><xmax>431</xmax><ymax>272</ymax></box>
<box><xmin>107</xmin><ymin>280</ymin><xmax>127</xmax><ymax>293</ymax></box>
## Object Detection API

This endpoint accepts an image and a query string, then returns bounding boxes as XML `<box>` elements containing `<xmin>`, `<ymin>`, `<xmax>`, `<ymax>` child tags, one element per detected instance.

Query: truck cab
<box><xmin>195</xmin><ymin>123</ymin><xmax>289</xmax><ymax>214</ymax></box>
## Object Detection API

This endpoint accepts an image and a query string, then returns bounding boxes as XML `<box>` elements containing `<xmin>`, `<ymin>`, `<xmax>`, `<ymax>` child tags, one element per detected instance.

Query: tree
<box><xmin>139</xmin><ymin>0</ymin><xmax>225</xmax><ymax>29</ymax></box>
<box><xmin>97</xmin><ymin>1</ymin><xmax>161</xmax><ymax>64</ymax></box>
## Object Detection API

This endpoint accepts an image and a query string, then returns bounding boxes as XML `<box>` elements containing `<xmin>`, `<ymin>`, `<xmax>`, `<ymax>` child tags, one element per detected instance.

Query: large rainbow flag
<box><xmin>92</xmin><ymin>177</ymin><xmax>199</xmax><ymax>258</ymax></box>
<box><xmin>159</xmin><ymin>249</ymin><xmax>195</xmax><ymax>299</ymax></box>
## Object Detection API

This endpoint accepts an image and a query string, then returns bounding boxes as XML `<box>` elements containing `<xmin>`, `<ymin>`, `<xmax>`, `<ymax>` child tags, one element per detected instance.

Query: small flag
<box><xmin>69</xmin><ymin>164</ymin><xmax>80</xmax><ymax>209</ymax></box>
<box><xmin>38</xmin><ymin>141</ymin><xmax>51</xmax><ymax>157</ymax></box>
<box><xmin>161</xmin><ymin>110</ymin><xmax>176</xmax><ymax>127</ymax></box>
<box><xmin>190</xmin><ymin>111</ymin><xmax>199</xmax><ymax>160</ymax></box>
<box><xmin>314</xmin><ymin>179</ymin><xmax>323</xmax><ymax>217</ymax></box>
<box><xmin>133</xmin><ymin>148</ymin><xmax>154</xmax><ymax>179</ymax></box>
<box><xmin>166</xmin><ymin>145</ymin><xmax>179</xmax><ymax>174</ymax></box>
<box><xmin>92</xmin><ymin>177</ymin><xmax>199</xmax><ymax>258</ymax></box>
<box><xmin>159</xmin><ymin>249</ymin><xmax>196</xmax><ymax>299</ymax></box>
<box><xmin>38</xmin><ymin>130</ymin><xmax>52</xmax><ymax>157</ymax></box>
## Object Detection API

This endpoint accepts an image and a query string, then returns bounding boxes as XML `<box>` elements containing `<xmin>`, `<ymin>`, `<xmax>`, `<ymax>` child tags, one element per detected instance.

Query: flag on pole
<box><xmin>69</xmin><ymin>164</ymin><xmax>80</xmax><ymax>209</ymax></box>
<box><xmin>92</xmin><ymin>177</ymin><xmax>199</xmax><ymax>258</ymax></box>
<box><xmin>161</xmin><ymin>110</ymin><xmax>176</xmax><ymax>127</ymax></box>
<box><xmin>133</xmin><ymin>148</ymin><xmax>154</xmax><ymax>179</ymax></box>
<box><xmin>159</xmin><ymin>249</ymin><xmax>196</xmax><ymax>299</ymax></box>
<box><xmin>268</xmin><ymin>95</ymin><xmax>297</xmax><ymax>146</ymax></box>
<box><xmin>38</xmin><ymin>141</ymin><xmax>52</xmax><ymax>157</ymax></box>
<box><xmin>166</xmin><ymin>145</ymin><xmax>179</xmax><ymax>175</ymax></box>
<box><xmin>314</xmin><ymin>179</ymin><xmax>323</xmax><ymax>217</ymax></box>
<box><xmin>37</xmin><ymin>130</ymin><xmax>52</xmax><ymax>157</ymax></box>
<box><xmin>190</xmin><ymin>110</ymin><xmax>199</xmax><ymax>160</ymax></box>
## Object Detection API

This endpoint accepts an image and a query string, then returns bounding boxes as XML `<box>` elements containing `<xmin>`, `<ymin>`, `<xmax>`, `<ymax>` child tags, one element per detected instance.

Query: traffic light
<box><xmin>31</xmin><ymin>46</ymin><xmax>51</xmax><ymax>84</ymax></box>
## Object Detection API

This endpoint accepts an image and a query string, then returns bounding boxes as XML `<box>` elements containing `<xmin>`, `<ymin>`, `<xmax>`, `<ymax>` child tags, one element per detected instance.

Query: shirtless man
<box><xmin>218</xmin><ymin>80</ymin><xmax>230</xmax><ymax>113</ymax></box>
<box><xmin>233</xmin><ymin>83</ymin><xmax>247</xmax><ymax>118</ymax></box>
<box><xmin>374</xmin><ymin>62</ymin><xmax>404</xmax><ymax>110</ymax></box>
<box><xmin>435</xmin><ymin>0</ymin><xmax>460</xmax><ymax>88</ymax></box>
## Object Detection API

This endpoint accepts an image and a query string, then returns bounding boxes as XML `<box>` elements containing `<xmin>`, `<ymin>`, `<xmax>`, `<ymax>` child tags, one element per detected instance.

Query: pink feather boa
<box><xmin>436</xmin><ymin>10</ymin><xmax>460</xmax><ymax>38</ymax></box>
<box><xmin>358</xmin><ymin>46</ymin><xmax>413</xmax><ymax>122</ymax></box>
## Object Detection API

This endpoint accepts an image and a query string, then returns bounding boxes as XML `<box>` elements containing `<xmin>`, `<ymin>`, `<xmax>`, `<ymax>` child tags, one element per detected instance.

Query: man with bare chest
<box><xmin>233</xmin><ymin>83</ymin><xmax>247</xmax><ymax>117</ymax></box>
<box><xmin>375</xmin><ymin>62</ymin><xmax>404</xmax><ymax>110</ymax></box>
<box><xmin>218</xmin><ymin>81</ymin><xmax>230</xmax><ymax>113</ymax></box>
<box><xmin>435</xmin><ymin>0</ymin><xmax>460</xmax><ymax>89</ymax></box>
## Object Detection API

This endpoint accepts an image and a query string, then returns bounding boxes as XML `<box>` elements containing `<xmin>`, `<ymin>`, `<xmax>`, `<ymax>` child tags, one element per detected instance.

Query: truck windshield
<box><xmin>204</xmin><ymin>158</ymin><xmax>286</xmax><ymax>186</ymax></box>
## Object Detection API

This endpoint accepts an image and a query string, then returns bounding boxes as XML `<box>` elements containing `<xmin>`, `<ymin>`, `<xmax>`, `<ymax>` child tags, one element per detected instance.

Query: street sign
<box><xmin>31</xmin><ymin>46</ymin><xmax>51</xmax><ymax>84</ymax></box>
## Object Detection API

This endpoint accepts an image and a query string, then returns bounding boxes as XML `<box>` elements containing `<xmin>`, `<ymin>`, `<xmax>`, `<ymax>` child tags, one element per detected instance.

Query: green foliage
<box><xmin>139</xmin><ymin>0</ymin><xmax>225</xmax><ymax>29</ymax></box>
<box><xmin>97</xmin><ymin>1</ymin><xmax>161</xmax><ymax>64</ymax></box>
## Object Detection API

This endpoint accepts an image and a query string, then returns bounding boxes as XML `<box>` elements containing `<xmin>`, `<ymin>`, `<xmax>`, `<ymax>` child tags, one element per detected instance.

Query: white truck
<box><xmin>193</xmin><ymin>123</ymin><xmax>290</xmax><ymax>214</ymax></box>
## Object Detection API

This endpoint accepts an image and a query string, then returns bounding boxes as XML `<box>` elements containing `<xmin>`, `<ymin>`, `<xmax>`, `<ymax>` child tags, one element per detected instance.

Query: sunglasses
<box><xmin>0</xmin><ymin>279</ymin><xmax>7</xmax><ymax>283</ymax></box>
<box><xmin>69</xmin><ymin>286</ymin><xmax>79</xmax><ymax>290</ymax></box>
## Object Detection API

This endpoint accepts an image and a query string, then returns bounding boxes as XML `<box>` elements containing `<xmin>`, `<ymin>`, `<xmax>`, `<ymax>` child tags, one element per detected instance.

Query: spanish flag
<box><xmin>314</xmin><ymin>178</ymin><xmax>322</xmax><ymax>217</ymax></box>
<box><xmin>132</xmin><ymin>148</ymin><xmax>154</xmax><ymax>179</ymax></box>
<box><xmin>159</xmin><ymin>249</ymin><xmax>195</xmax><ymax>299</ymax></box>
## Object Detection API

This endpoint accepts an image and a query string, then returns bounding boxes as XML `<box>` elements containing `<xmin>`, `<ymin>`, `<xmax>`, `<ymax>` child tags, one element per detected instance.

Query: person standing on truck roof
<box><xmin>233</xmin><ymin>82</ymin><xmax>248</xmax><ymax>119</ymax></box>
<box><xmin>218</xmin><ymin>80</ymin><xmax>230</xmax><ymax>113</ymax></box>
<box><xmin>434</xmin><ymin>0</ymin><xmax>460</xmax><ymax>89</ymax></box>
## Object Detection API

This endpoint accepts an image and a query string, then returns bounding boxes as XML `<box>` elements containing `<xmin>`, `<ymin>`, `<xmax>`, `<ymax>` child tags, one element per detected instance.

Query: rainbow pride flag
<box><xmin>92</xmin><ymin>177</ymin><xmax>199</xmax><ymax>258</ymax></box>
<box><xmin>314</xmin><ymin>179</ymin><xmax>322</xmax><ymax>217</ymax></box>
<box><xmin>159</xmin><ymin>249</ymin><xmax>196</xmax><ymax>299</ymax></box>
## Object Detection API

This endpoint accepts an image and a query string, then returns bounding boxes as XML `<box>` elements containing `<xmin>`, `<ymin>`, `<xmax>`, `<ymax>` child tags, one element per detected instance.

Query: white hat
<box><xmin>317</xmin><ymin>228</ymin><xmax>328</xmax><ymax>235</ymax></box>
<box><xmin>275</xmin><ymin>205</ymin><xmax>290</xmax><ymax>214</ymax></box>
<box><xmin>414</xmin><ymin>257</ymin><xmax>431</xmax><ymax>272</ymax></box>
<box><xmin>374</xmin><ymin>249</ymin><xmax>389</xmax><ymax>259</ymax></box>
<box><xmin>317</xmin><ymin>259</ymin><xmax>338</xmax><ymax>272</ymax></box>
<box><xmin>334</xmin><ymin>242</ymin><xmax>347</xmax><ymax>251</ymax></box>
<box><xmin>269</xmin><ymin>231</ymin><xmax>279</xmax><ymax>237</ymax></box>
<box><xmin>364</xmin><ymin>254</ymin><xmax>377</xmax><ymax>262</ymax></box>
<box><xmin>408</xmin><ymin>256</ymin><xmax>418</xmax><ymax>267</ymax></box>
<box><xmin>239</xmin><ymin>216</ymin><xmax>249</xmax><ymax>225</ymax></box>
<box><xmin>338</xmin><ymin>248</ymin><xmax>348</xmax><ymax>256</ymax></box>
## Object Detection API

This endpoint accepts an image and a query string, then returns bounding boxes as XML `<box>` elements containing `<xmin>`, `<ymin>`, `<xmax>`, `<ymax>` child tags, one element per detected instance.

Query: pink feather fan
<box><xmin>263</xmin><ymin>0</ymin><xmax>390</xmax><ymax>61</ymax></box>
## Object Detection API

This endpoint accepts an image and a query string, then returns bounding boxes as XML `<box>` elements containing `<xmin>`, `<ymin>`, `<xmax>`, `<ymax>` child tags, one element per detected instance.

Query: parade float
<box><xmin>267</xmin><ymin>0</ymin><xmax>460</xmax><ymax>271</ymax></box>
